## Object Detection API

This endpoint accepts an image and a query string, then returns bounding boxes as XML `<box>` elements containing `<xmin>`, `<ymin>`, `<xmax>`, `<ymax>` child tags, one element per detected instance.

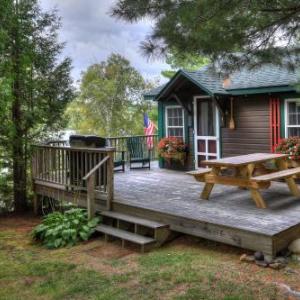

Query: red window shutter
<box><xmin>269</xmin><ymin>98</ymin><xmax>281</xmax><ymax>152</ymax></box>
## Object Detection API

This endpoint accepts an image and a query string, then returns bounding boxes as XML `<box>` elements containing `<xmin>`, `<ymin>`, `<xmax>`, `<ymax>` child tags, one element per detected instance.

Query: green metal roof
<box><xmin>145</xmin><ymin>63</ymin><xmax>299</xmax><ymax>100</ymax></box>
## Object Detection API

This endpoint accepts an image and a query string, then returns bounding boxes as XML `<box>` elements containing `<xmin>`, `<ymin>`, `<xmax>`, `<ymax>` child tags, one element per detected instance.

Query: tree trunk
<box><xmin>12</xmin><ymin>0</ymin><xmax>27</xmax><ymax>212</ymax></box>
<box><xmin>12</xmin><ymin>58</ymin><xmax>27</xmax><ymax>212</ymax></box>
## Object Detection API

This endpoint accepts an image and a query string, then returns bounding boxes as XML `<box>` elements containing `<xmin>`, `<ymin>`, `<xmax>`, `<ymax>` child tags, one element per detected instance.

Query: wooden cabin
<box><xmin>144</xmin><ymin>64</ymin><xmax>300</xmax><ymax>170</ymax></box>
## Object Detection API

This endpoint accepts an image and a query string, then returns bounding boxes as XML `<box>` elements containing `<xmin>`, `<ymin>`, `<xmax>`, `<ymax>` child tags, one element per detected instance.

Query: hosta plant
<box><xmin>32</xmin><ymin>208</ymin><xmax>100</xmax><ymax>249</ymax></box>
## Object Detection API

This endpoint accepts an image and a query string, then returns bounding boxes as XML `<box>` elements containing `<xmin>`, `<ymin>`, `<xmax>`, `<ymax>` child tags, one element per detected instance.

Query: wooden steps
<box><xmin>96</xmin><ymin>211</ymin><xmax>170</xmax><ymax>252</ymax></box>
<box><xmin>96</xmin><ymin>224</ymin><xmax>156</xmax><ymax>252</ymax></box>
<box><xmin>101</xmin><ymin>211</ymin><xmax>168</xmax><ymax>229</ymax></box>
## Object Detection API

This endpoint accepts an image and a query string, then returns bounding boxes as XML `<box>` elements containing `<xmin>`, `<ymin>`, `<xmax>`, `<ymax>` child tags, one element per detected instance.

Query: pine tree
<box><xmin>0</xmin><ymin>0</ymin><xmax>73</xmax><ymax>212</ymax></box>
<box><xmin>112</xmin><ymin>0</ymin><xmax>300</xmax><ymax>72</ymax></box>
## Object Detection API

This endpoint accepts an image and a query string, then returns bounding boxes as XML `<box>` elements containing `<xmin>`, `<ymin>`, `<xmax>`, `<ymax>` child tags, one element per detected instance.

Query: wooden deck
<box><xmin>113</xmin><ymin>162</ymin><xmax>300</xmax><ymax>256</ymax></box>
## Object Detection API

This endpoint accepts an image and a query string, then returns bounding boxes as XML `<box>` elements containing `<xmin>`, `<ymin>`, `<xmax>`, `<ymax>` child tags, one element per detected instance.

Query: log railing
<box><xmin>107</xmin><ymin>134</ymin><xmax>158</xmax><ymax>161</ymax></box>
<box><xmin>31</xmin><ymin>144</ymin><xmax>115</xmax><ymax>214</ymax></box>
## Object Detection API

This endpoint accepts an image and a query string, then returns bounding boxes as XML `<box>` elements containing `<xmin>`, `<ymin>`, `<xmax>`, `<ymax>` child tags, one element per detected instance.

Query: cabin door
<box><xmin>194</xmin><ymin>97</ymin><xmax>220</xmax><ymax>168</ymax></box>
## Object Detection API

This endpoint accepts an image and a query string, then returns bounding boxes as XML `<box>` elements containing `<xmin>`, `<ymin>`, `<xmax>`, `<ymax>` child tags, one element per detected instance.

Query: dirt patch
<box><xmin>85</xmin><ymin>242</ymin><xmax>134</xmax><ymax>259</ymax></box>
<box><xmin>163</xmin><ymin>283</ymin><xmax>190</xmax><ymax>299</ymax></box>
<box><xmin>0</xmin><ymin>213</ymin><xmax>40</xmax><ymax>233</ymax></box>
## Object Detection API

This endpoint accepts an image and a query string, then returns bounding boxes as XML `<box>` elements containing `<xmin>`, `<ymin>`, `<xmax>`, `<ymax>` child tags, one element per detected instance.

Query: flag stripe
<box><xmin>144</xmin><ymin>113</ymin><xmax>155</xmax><ymax>149</ymax></box>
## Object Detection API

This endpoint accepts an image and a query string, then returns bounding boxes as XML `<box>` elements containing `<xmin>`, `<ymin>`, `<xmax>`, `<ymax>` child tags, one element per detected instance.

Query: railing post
<box><xmin>87</xmin><ymin>173</ymin><xmax>95</xmax><ymax>219</ymax></box>
<box><xmin>106</xmin><ymin>150</ymin><xmax>114</xmax><ymax>211</ymax></box>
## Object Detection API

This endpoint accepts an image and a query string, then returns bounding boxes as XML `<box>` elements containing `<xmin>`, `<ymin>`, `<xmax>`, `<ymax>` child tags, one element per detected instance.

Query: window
<box><xmin>165</xmin><ymin>106</ymin><xmax>184</xmax><ymax>139</ymax></box>
<box><xmin>285</xmin><ymin>99</ymin><xmax>300</xmax><ymax>137</ymax></box>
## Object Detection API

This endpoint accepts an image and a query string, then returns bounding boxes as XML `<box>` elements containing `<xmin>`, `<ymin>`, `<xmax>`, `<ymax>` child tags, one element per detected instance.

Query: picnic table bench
<box><xmin>187</xmin><ymin>153</ymin><xmax>300</xmax><ymax>208</ymax></box>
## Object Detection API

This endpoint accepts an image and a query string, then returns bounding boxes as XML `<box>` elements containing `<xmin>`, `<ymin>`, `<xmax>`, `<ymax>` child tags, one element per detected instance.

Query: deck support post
<box><xmin>107</xmin><ymin>151</ymin><xmax>114</xmax><ymax>211</ymax></box>
<box><xmin>87</xmin><ymin>174</ymin><xmax>95</xmax><ymax>219</ymax></box>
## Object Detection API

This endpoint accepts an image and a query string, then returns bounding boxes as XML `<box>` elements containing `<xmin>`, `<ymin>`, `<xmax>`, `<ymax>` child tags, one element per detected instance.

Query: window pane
<box><xmin>288</xmin><ymin>127</ymin><xmax>300</xmax><ymax>136</ymax></box>
<box><xmin>174</xmin><ymin>117</ymin><xmax>178</xmax><ymax>126</ymax></box>
<box><xmin>168</xmin><ymin>128</ymin><xmax>183</xmax><ymax>138</ymax></box>
<box><xmin>288</xmin><ymin>102</ymin><xmax>300</xmax><ymax>125</ymax></box>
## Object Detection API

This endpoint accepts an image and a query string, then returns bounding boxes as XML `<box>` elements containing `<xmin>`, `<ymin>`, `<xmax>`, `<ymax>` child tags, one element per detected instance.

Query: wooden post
<box><xmin>106</xmin><ymin>150</ymin><xmax>114</xmax><ymax>211</ymax></box>
<box><xmin>87</xmin><ymin>173</ymin><xmax>95</xmax><ymax>219</ymax></box>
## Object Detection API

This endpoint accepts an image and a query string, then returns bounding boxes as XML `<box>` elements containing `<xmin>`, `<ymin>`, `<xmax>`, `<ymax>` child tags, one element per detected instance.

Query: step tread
<box><xmin>96</xmin><ymin>224</ymin><xmax>156</xmax><ymax>245</ymax></box>
<box><xmin>100</xmin><ymin>211</ymin><xmax>169</xmax><ymax>229</ymax></box>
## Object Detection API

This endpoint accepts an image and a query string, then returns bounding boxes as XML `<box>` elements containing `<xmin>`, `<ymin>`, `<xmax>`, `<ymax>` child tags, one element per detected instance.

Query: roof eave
<box><xmin>227</xmin><ymin>85</ymin><xmax>297</xmax><ymax>95</ymax></box>
<box><xmin>143</xmin><ymin>94</ymin><xmax>157</xmax><ymax>101</ymax></box>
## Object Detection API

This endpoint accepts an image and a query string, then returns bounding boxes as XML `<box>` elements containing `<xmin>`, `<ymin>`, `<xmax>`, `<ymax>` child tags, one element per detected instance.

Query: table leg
<box><xmin>200</xmin><ymin>167</ymin><xmax>220</xmax><ymax>200</ymax></box>
<box><xmin>250</xmin><ymin>189</ymin><xmax>267</xmax><ymax>208</ymax></box>
<box><xmin>240</xmin><ymin>164</ymin><xmax>267</xmax><ymax>208</ymax></box>
<box><xmin>276</xmin><ymin>159</ymin><xmax>300</xmax><ymax>197</ymax></box>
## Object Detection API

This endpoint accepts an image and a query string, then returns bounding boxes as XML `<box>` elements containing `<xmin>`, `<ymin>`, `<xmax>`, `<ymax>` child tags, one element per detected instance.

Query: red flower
<box><xmin>276</xmin><ymin>137</ymin><xmax>300</xmax><ymax>160</ymax></box>
<box><xmin>158</xmin><ymin>137</ymin><xmax>188</xmax><ymax>155</ymax></box>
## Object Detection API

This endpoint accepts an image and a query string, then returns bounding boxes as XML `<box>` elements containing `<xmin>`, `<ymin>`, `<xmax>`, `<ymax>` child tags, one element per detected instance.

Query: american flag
<box><xmin>144</xmin><ymin>113</ymin><xmax>155</xmax><ymax>149</ymax></box>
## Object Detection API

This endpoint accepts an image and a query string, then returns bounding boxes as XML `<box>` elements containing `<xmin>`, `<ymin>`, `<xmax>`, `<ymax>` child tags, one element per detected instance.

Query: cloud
<box><xmin>39</xmin><ymin>0</ymin><xmax>168</xmax><ymax>84</ymax></box>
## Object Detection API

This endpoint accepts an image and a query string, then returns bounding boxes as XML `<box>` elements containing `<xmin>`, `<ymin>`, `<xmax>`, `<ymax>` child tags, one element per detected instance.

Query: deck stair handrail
<box><xmin>83</xmin><ymin>155</ymin><xmax>110</xmax><ymax>181</ymax></box>
<box><xmin>82</xmin><ymin>155</ymin><xmax>113</xmax><ymax>218</ymax></box>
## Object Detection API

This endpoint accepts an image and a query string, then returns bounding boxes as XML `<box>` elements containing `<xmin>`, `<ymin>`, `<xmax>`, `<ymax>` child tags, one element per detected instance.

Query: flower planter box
<box><xmin>160</xmin><ymin>152</ymin><xmax>186</xmax><ymax>167</ymax></box>
<box><xmin>158</xmin><ymin>137</ymin><xmax>188</xmax><ymax>169</ymax></box>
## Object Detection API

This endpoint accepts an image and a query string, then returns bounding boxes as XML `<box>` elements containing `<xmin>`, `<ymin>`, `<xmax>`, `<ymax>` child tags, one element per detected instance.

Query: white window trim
<box><xmin>165</xmin><ymin>105</ymin><xmax>185</xmax><ymax>140</ymax></box>
<box><xmin>284</xmin><ymin>98</ymin><xmax>300</xmax><ymax>137</ymax></box>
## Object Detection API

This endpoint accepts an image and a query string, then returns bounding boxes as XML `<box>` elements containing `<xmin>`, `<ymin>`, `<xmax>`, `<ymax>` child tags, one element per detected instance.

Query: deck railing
<box><xmin>31</xmin><ymin>144</ymin><xmax>114</xmax><ymax>216</ymax></box>
<box><xmin>107</xmin><ymin>134</ymin><xmax>158</xmax><ymax>161</ymax></box>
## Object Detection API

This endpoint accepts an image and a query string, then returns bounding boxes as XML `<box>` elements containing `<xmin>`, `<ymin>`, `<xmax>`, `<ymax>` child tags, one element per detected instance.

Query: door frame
<box><xmin>193</xmin><ymin>95</ymin><xmax>220</xmax><ymax>169</ymax></box>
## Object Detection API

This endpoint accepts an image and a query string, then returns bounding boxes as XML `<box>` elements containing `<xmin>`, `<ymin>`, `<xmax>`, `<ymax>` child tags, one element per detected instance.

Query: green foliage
<box><xmin>0</xmin><ymin>0</ymin><xmax>74</xmax><ymax>211</ymax></box>
<box><xmin>32</xmin><ymin>208</ymin><xmax>100</xmax><ymax>249</ymax></box>
<box><xmin>161</xmin><ymin>48</ymin><xmax>209</xmax><ymax>79</ymax></box>
<box><xmin>112</xmin><ymin>0</ymin><xmax>300</xmax><ymax>72</ymax></box>
<box><xmin>66</xmin><ymin>53</ymin><xmax>157</xmax><ymax>137</ymax></box>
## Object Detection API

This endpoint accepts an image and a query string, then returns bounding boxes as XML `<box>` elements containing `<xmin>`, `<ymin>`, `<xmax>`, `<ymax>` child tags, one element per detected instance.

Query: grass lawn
<box><xmin>1</xmin><ymin>215</ymin><xmax>300</xmax><ymax>299</ymax></box>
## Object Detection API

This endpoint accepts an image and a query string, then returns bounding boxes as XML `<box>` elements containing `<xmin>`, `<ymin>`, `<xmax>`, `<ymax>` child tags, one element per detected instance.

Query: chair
<box><xmin>114</xmin><ymin>150</ymin><xmax>125</xmax><ymax>172</ymax></box>
<box><xmin>127</xmin><ymin>137</ymin><xmax>151</xmax><ymax>169</ymax></box>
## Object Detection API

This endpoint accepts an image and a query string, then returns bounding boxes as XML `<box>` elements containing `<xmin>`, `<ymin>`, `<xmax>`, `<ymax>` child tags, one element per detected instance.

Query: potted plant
<box><xmin>275</xmin><ymin>136</ymin><xmax>300</xmax><ymax>167</ymax></box>
<box><xmin>158</xmin><ymin>137</ymin><xmax>188</xmax><ymax>166</ymax></box>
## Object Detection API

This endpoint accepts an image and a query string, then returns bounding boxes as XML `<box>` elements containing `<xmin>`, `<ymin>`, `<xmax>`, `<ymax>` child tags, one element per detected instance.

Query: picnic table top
<box><xmin>202</xmin><ymin>153</ymin><xmax>288</xmax><ymax>167</ymax></box>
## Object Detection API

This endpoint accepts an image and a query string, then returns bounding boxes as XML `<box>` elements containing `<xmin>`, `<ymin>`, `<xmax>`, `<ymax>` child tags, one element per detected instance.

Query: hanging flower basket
<box><xmin>275</xmin><ymin>137</ymin><xmax>300</xmax><ymax>168</ymax></box>
<box><xmin>158</xmin><ymin>137</ymin><xmax>188</xmax><ymax>166</ymax></box>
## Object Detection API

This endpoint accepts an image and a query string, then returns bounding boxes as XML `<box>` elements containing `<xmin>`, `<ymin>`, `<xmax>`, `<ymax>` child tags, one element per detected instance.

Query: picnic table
<box><xmin>188</xmin><ymin>153</ymin><xmax>300</xmax><ymax>208</ymax></box>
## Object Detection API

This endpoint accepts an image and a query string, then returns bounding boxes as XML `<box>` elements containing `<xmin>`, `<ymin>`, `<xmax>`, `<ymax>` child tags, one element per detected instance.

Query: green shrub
<box><xmin>32</xmin><ymin>208</ymin><xmax>100</xmax><ymax>249</ymax></box>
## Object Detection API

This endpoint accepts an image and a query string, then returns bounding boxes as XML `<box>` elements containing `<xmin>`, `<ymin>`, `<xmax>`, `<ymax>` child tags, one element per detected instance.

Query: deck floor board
<box><xmin>114</xmin><ymin>163</ymin><xmax>300</xmax><ymax>236</ymax></box>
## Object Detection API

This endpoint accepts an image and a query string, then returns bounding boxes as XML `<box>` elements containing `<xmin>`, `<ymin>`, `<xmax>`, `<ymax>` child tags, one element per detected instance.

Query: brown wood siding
<box><xmin>221</xmin><ymin>96</ymin><xmax>270</xmax><ymax>157</ymax></box>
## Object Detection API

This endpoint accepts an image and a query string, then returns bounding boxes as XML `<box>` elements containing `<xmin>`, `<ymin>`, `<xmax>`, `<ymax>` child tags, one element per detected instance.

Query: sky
<box><xmin>40</xmin><ymin>0</ymin><xmax>168</xmax><ymax>85</ymax></box>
